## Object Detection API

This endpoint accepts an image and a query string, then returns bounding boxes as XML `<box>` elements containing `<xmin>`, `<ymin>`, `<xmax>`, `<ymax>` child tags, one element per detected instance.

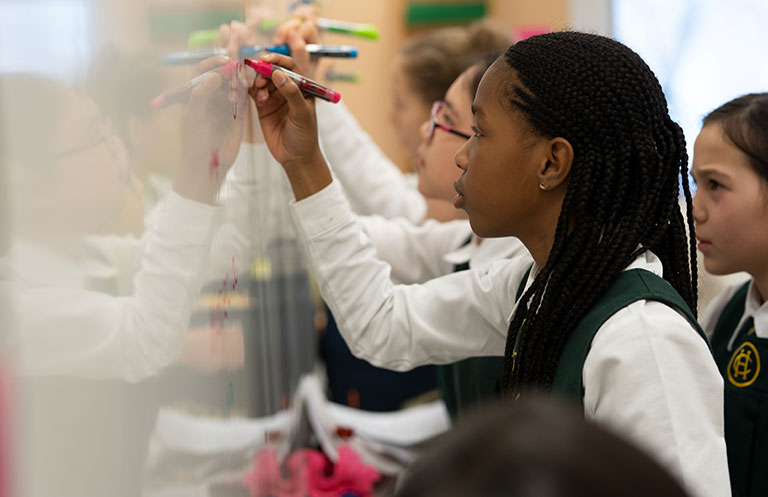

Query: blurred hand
<box><xmin>174</xmin><ymin>56</ymin><xmax>248</xmax><ymax>204</ymax></box>
<box><xmin>288</xmin><ymin>4</ymin><xmax>319</xmax><ymax>23</ymax></box>
<box><xmin>219</xmin><ymin>21</ymin><xmax>265</xmax><ymax>145</ymax></box>
<box><xmin>273</xmin><ymin>12</ymin><xmax>319</xmax><ymax>80</ymax></box>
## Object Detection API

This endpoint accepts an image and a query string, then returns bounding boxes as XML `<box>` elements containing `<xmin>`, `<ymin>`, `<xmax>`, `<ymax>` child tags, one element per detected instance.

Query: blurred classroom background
<box><xmin>1</xmin><ymin>1</ymin><xmax>767</xmax><ymax>496</ymax></box>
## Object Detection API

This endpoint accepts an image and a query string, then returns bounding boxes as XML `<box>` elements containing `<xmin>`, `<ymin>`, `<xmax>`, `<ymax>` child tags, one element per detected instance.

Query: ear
<box><xmin>536</xmin><ymin>137</ymin><xmax>573</xmax><ymax>191</ymax></box>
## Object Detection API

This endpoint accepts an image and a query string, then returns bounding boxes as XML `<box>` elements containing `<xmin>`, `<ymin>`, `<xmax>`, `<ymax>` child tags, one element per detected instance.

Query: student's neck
<box><xmin>752</xmin><ymin>271</ymin><xmax>768</xmax><ymax>305</ymax></box>
<box><xmin>523</xmin><ymin>231</ymin><xmax>554</xmax><ymax>269</ymax></box>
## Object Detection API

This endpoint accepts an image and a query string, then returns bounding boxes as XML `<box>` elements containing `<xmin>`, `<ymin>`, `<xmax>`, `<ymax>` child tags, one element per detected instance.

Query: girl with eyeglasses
<box><xmin>252</xmin><ymin>31</ymin><xmax>730</xmax><ymax>497</ymax></box>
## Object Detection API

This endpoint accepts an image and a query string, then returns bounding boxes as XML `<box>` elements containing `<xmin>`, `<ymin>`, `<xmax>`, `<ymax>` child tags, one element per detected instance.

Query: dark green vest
<box><xmin>550</xmin><ymin>268</ymin><xmax>707</xmax><ymax>402</ymax></box>
<box><xmin>435</xmin><ymin>263</ymin><xmax>529</xmax><ymax>419</ymax></box>
<box><xmin>710</xmin><ymin>281</ymin><xmax>768</xmax><ymax>497</ymax></box>
<box><xmin>438</xmin><ymin>267</ymin><xmax>704</xmax><ymax>419</ymax></box>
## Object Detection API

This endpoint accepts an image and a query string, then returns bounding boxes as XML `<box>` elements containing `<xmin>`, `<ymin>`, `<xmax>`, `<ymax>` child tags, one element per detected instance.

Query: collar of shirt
<box><xmin>514</xmin><ymin>250</ymin><xmax>666</xmax><ymax>319</ymax></box>
<box><xmin>443</xmin><ymin>235</ymin><xmax>527</xmax><ymax>273</ymax></box>
<box><xmin>733</xmin><ymin>279</ymin><xmax>768</xmax><ymax>340</ymax></box>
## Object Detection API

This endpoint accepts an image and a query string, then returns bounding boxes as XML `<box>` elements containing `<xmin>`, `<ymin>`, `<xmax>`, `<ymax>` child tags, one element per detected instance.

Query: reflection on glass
<box><xmin>0</xmin><ymin>2</ymin><xmax>322</xmax><ymax>495</ymax></box>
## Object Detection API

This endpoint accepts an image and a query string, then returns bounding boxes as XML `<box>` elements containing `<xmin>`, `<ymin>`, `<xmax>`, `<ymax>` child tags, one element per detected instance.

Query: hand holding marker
<box><xmin>151</xmin><ymin>60</ymin><xmax>239</xmax><ymax>109</ymax></box>
<box><xmin>163</xmin><ymin>44</ymin><xmax>358</xmax><ymax>66</ymax></box>
<box><xmin>244</xmin><ymin>58</ymin><xmax>340</xmax><ymax>104</ymax></box>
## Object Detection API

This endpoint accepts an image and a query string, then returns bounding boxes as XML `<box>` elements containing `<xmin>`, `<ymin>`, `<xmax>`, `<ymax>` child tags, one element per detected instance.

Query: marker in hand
<box><xmin>150</xmin><ymin>61</ymin><xmax>239</xmax><ymax>109</ymax></box>
<box><xmin>163</xmin><ymin>44</ymin><xmax>358</xmax><ymax>66</ymax></box>
<box><xmin>244</xmin><ymin>58</ymin><xmax>341</xmax><ymax>104</ymax></box>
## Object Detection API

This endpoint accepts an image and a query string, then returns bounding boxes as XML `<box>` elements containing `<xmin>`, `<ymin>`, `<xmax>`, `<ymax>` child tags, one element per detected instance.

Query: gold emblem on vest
<box><xmin>727</xmin><ymin>341</ymin><xmax>761</xmax><ymax>387</ymax></box>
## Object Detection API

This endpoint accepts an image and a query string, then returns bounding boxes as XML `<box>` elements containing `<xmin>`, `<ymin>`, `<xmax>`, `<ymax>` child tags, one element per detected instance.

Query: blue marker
<box><xmin>163</xmin><ymin>44</ymin><xmax>357</xmax><ymax>66</ymax></box>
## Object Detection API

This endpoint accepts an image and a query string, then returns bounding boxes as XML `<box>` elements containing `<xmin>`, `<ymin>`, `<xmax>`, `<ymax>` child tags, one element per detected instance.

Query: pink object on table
<box><xmin>242</xmin><ymin>445</ymin><xmax>380</xmax><ymax>497</ymax></box>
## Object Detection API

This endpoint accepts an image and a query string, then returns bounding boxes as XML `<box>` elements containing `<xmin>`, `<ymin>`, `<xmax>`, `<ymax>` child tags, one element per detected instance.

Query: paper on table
<box><xmin>297</xmin><ymin>374</ymin><xmax>450</xmax><ymax>475</ymax></box>
<box><xmin>152</xmin><ymin>407</ymin><xmax>295</xmax><ymax>455</ymax></box>
<box><xmin>327</xmin><ymin>399</ymin><xmax>450</xmax><ymax>447</ymax></box>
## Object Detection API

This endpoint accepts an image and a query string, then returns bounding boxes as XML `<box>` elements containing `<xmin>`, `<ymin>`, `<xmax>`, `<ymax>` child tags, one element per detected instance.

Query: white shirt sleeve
<box><xmin>358</xmin><ymin>215</ymin><xmax>472</xmax><ymax>284</ymax></box>
<box><xmin>584</xmin><ymin>302</ymin><xmax>731</xmax><ymax>497</ymax></box>
<box><xmin>316</xmin><ymin>100</ymin><xmax>427</xmax><ymax>223</ymax></box>
<box><xmin>291</xmin><ymin>181</ymin><xmax>532</xmax><ymax>371</ymax></box>
<box><xmin>17</xmin><ymin>191</ymin><xmax>224</xmax><ymax>382</ymax></box>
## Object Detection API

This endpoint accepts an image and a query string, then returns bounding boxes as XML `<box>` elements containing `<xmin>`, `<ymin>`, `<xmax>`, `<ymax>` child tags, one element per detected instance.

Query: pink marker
<box><xmin>244</xmin><ymin>59</ymin><xmax>341</xmax><ymax>104</ymax></box>
<box><xmin>150</xmin><ymin>61</ymin><xmax>239</xmax><ymax>110</ymax></box>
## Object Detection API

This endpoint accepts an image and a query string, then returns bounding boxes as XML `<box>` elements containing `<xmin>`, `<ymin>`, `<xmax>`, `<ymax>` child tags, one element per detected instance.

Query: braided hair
<box><xmin>498</xmin><ymin>32</ymin><xmax>697</xmax><ymax>396</ymax></box>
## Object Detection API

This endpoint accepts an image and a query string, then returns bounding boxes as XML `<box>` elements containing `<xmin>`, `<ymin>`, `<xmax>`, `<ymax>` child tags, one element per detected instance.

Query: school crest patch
<box><xmin>727</xmin><ymin>341</ymin><xmax>761</xmax><ymax>387</ymax></box>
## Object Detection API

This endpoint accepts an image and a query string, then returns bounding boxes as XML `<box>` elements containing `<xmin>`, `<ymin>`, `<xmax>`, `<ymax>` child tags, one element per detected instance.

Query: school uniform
<box><xmin>290</xmin><ymin>180</ymin><xmax>731</xmax><ymax>497</ymax></box>
<box><xmin>362</xmin><ymin>215</ymin><xmax>526</xmax><ymax>415</ymax></box>
<box><xmin>317</xmin><ymin>100</ymin><xmax>427</xmax><ymax>223</ymax></box>
<box><xmin>701</xmin><ymin>279</ymin><xmax>768</xmax><ymax>497</ymax></box>
<box><xmin>5</xmin><ymin>145</ymin><xmax>274</xmax><ymax>497</ymax></box>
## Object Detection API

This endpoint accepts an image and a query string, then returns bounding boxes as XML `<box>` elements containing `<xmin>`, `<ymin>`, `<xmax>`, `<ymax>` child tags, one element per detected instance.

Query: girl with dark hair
<box><xmin>251</xmin><ymin>31</ymin><xmax>729</xmax><ymax>497</ymax></box>
<box><xmin>694</xmin><ymin>92</ymin><xmax>768</xmax><ymax>497</ymax></box>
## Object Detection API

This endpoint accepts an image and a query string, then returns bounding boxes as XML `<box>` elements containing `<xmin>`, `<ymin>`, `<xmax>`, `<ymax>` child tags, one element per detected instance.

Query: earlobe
<box><xmin>538</xmin><ymin>137</ymin><xmax>574</xmax><ymax>190</ymax></box>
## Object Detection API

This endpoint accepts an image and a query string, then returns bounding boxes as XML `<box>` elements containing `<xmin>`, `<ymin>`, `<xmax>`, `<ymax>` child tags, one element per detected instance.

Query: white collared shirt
<box><xmin>701</xmin><ymin>278</ymin><xmax>768</xmax><ymax>347</ymax></box>
<box><xmin>290</xmin><ymin>180</ymin><xmax>730</xmax><ymax>497</ymax></box>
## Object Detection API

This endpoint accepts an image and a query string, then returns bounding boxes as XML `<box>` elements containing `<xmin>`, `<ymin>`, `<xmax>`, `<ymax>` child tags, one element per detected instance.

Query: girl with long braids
<box><xmin>694</xmin><ymin>93</ymin><xmax>768</xmax><ymax>497</ymax></box>
<box><xmin>251</xmin><ymin>32</ymin><xmax>730</xmax><ymax>497</ymax></box>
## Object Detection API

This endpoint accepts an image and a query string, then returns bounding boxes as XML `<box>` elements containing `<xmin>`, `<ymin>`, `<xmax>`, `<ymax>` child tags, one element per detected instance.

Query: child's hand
<box><xmin>251</xmin><ymin>53</ymin><xmax>320</xmax><ymax>167</ymax></box>
<box><xmin>174</xmin><ymin>56</ymin><xmax>247</xmax><ymax>204</ymax></box>
<box><xmin>273</xmin><ymin>13</ymin><xmax>319</xmax><ymax>80</ymax></box>
<box><xmin>251</xmin><ymin>53</ymin><xmax>330</xmax><ymax>200</ymax></box>
<box><xmin>219</xmin><ymin>21</ymin><xmax>264</xmax><ymax>144</ymax></box>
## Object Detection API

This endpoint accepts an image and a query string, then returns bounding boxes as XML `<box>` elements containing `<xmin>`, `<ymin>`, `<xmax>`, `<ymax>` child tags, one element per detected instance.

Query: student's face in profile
<box><xmin>692</xmin><ymin>123</ymin><xmax>768</xmax><ymax>278</ymax></box>
<box><xmin>389</xmin><ymin>57</ymin><xmax>432</xmax><ymax>159</ymax></box>
<box><xmin>453</xmin><ymin>61</ymin><xmax>550</xmax><ymax>239</ymax></box>
<box><xmin>38</xmin><ymin>92</ymin><xmax>143</xmax><ymax>237</ymax></box>
<box><xmin>415</xmin><ymin>70</ymin><xmax>474</xmax><ymax>203</ymax></box>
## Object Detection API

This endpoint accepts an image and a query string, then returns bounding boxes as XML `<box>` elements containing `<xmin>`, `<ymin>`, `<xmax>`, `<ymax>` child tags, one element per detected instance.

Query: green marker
<box><xmin>257</xmin><ymin>19</ymin><xmax>281</xmax><ymax>33</ymax></box>
<box><xmin>188</xmin><ymin>29</ymin><xmax>219</xmax><ymax>49</ymax></box>
<box><xmin>187</xmin><ymin>16</ymin><xmax>379</xmax><ymax>50</ymax></box>
<box><xmin>257</xmin><ymin>17</ymin><xmax>379</xmax><ymax>40</ymax></box>
<box><xmin>316</xmin><ymin>18</ymin><xmax>379</xmax><ymax>40</ymax></box>
<box><xmin>325</xmin><ymin>70</ymin><xmax>360</xmax><ymax>83</ymax></box>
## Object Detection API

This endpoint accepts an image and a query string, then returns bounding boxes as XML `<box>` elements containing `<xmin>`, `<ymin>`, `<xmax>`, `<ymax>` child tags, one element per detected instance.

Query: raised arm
<box><xmin>253</xmin><ymin>52</ymin><xmax>532</xmax><ymax>369</ymax></box>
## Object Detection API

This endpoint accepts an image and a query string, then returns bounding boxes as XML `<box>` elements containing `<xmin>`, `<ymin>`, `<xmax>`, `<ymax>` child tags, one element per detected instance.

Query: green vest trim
<box><xmin>710</xmin><ymin>281</ymin><xmax>750</xmax><ymax>373</ymax></box>
<box><xmin>709</xmin><ymin>280</ymin><xmax>768</xmax><ymax>497</ymax></box>
<box><xmin>551</xmin><ymin>268</ymin><xmax>707</xmax><ymax>403</ymax></box>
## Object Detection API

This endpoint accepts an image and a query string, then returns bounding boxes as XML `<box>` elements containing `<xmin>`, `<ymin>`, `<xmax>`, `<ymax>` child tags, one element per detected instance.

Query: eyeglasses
<box><xmin>427</xmin><ymin>100</ymin><xmax>472</xmax><ymax>141</ymax></box>
<box><xmin>48</xmin><ymin>118</ymin><xmax>135</xmax><ymax>189</ymax></box>
<box><xmin>49</xmin><ymin>119</ymin><xmax>124</xmax><ymax>162</ymax></box>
